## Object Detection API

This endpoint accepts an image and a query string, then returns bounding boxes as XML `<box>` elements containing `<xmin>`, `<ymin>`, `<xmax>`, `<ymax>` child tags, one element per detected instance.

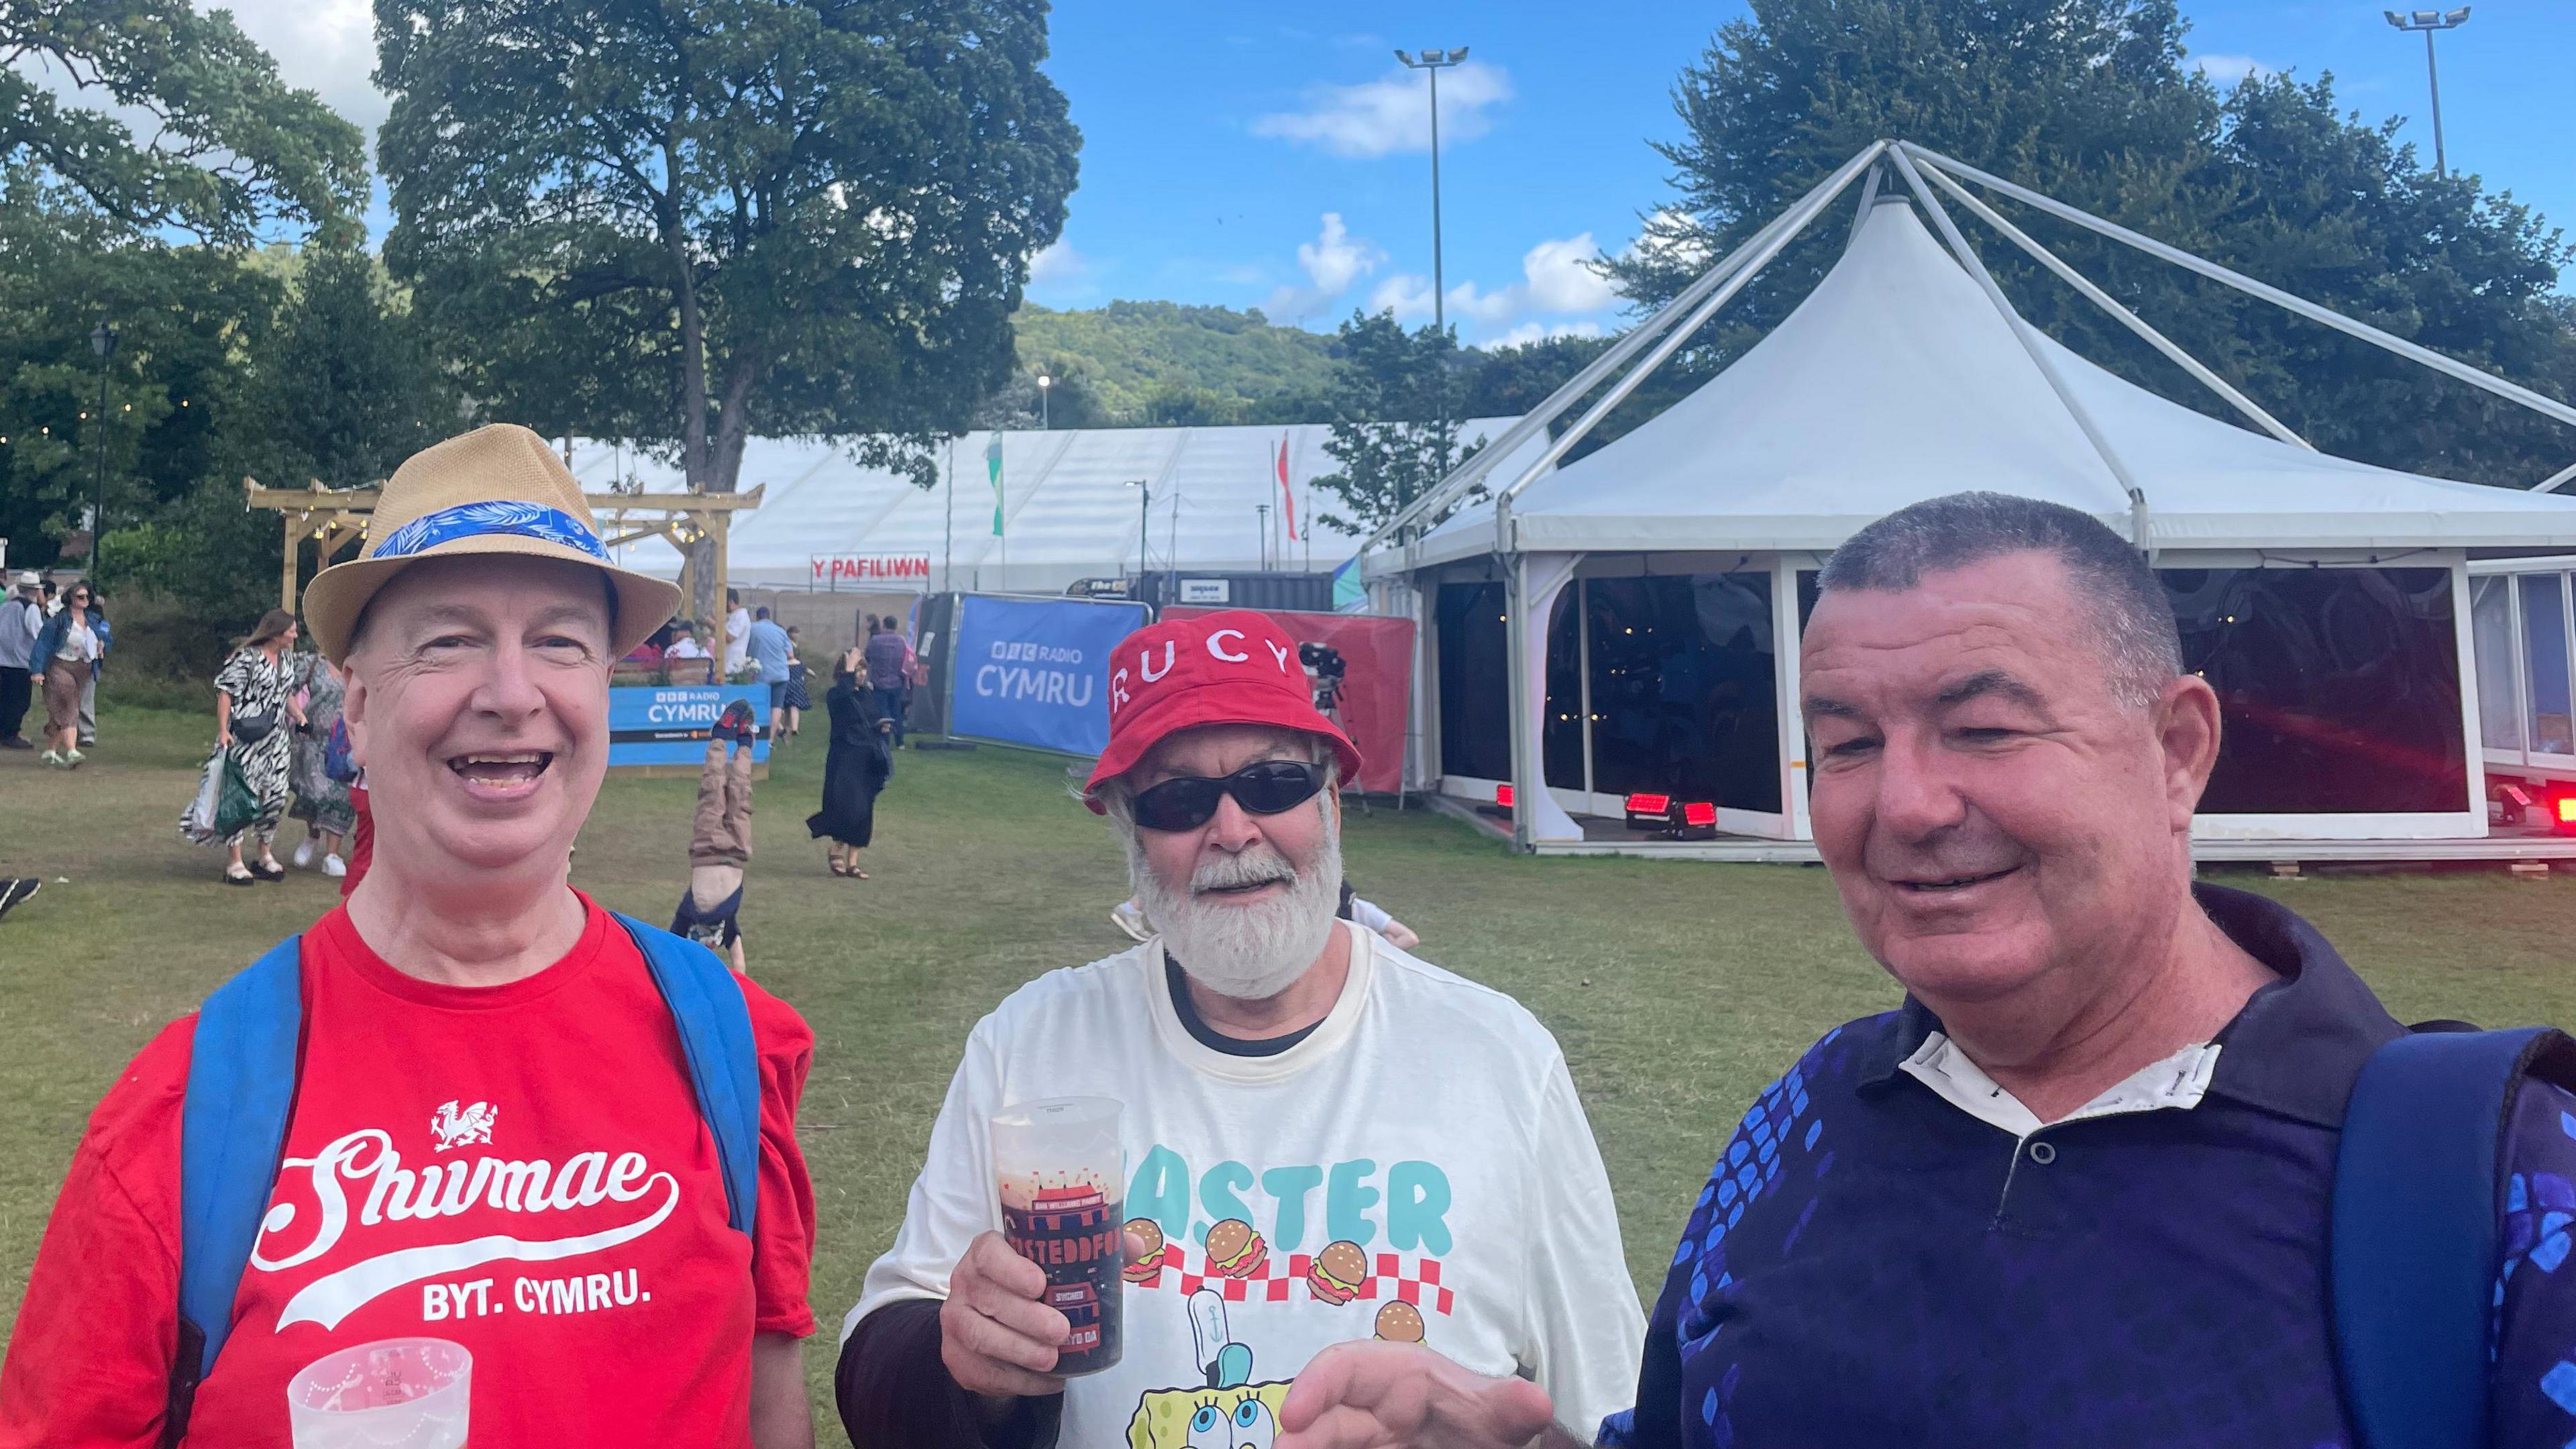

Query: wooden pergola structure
<box><xmin>244</xmin><ymin>478</ymin><xmax>764</xmax><ymax>619</ymax></box>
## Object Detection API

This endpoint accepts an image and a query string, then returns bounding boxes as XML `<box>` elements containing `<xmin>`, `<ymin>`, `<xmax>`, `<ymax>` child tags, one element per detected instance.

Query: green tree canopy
<box><xmin>1607</xmin><ymin>0</ymin><xmax>2576</xmax><ymax>485</ymax></box>
<box><xmin>1311</xmin><ymin>311</ymin><xmax>1474</xmax><ymax>535</ymax></box>
<box><xmin>375</xmin><ymin>0</ymin><xmax>1081</xmax><ymax>615</ymax></box>
<box><xmin>1</xmin><ymin>0</ymin><xmax>364</xmax><ymax>242</ymax></box>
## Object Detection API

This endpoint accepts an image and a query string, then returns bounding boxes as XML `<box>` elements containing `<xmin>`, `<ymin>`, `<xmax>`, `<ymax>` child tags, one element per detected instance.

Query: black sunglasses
<box><xmin>1130</xmin><ymin>760</ymin><xmax>1325</xmax><ymax>833</ymax></box>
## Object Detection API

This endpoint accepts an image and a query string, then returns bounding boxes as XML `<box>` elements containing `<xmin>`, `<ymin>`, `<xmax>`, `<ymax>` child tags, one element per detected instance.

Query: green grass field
<box><xmin>8</xmin><ymin>702</ymin><xmax>2576</xmax><ymax>1423</ymax></box>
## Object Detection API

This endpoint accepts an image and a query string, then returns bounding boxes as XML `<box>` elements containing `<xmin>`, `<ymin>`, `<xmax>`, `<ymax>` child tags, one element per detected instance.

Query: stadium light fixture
<box><xmin>2385</xmin><ymin>5</ymin><xmax>2471</xmax><ymax>177</ymax></box>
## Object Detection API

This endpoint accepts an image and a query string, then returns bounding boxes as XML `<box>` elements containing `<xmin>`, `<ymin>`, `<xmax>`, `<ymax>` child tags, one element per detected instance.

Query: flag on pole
<box><xmin>985</xmin><ymin>433</ymin><xmax>1005</xmax><ymax>537</ymax></box>
<box><xmin>1276</xmin><ymin>433</ymin><xmax>1297</xmax><ymax>542</ymax></box>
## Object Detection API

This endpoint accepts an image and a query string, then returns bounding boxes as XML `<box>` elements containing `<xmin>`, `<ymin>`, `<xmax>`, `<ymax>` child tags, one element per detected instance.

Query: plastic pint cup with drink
<box><xmin>286</xmin><ymin>1337</ymin><xmax>471</xmax><ymax>1449</ymax></box>
<box><xmin>991</xmin><ymin>1095</ymin><xmax>1126</xmax><ymax>1377</ymax></box>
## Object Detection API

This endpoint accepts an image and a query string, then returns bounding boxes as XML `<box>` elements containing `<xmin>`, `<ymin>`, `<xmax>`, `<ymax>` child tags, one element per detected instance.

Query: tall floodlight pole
<box><xmin>2385</xmin><ymin>8</ymin><xmax>2471</xmax><ymax>178</ymax></box>
<box><xmin>88</xmin><ymin>322</ymin><xmax>116</xmax><ymax>583</ymax></box>
<box><xmin>1398</xmin><ymin>47</ymin><xmax>1468</xmax><ymax>475</ymax></box>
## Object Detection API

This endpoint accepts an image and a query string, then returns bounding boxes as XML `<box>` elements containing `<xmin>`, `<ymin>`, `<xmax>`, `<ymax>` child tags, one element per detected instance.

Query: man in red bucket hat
<box><xmin>835</xmin><ymin>610</ymin><xmax>1643</xmax><ymax>1448</ymax></box>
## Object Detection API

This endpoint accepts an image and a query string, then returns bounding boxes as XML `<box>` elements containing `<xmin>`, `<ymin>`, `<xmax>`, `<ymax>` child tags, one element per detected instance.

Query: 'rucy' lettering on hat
<box><xmin>372</xmin><ymin>501</ymin><xmax>610</xmax><ymax>564</ymax></box>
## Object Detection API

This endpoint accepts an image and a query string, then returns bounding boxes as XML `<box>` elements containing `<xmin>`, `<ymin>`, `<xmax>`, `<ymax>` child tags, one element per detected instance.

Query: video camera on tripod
<box><xmin>1299</xmin><ymin>641</ymin><xmax>1346</xmax><ymax>717</ymax></box>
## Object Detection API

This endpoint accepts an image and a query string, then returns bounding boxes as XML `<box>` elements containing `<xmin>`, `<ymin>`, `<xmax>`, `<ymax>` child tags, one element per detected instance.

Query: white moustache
<box><xmin>1192</xmin><ymin>850</ymin><xmax>1297</xmax><ymax>896</ymax></box>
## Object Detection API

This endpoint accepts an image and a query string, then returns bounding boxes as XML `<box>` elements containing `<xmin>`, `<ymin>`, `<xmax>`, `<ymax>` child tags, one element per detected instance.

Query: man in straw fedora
<box><xmin>1</xmin><ymin>425</ymin><xmax>821</xmax><ymax>1448</ymax></box>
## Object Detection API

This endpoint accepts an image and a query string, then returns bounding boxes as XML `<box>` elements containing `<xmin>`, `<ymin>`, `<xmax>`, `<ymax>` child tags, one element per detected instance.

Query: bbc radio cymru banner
<box><xmin>606</xmin><ymin>683</ymin><xmax>772</xmax><ymax>768</ymax></box>
<box><xmin>948</xmin><ymin>594</ymin><xmax>1151</xmax><ymax>756</ymax></box>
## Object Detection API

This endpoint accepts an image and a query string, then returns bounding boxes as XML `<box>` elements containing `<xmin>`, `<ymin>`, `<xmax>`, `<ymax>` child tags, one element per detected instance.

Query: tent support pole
<box><xmin>1914</xmin><ymin>162</ymin><xmax>2312</xmax><ymax>451</ymax></box>
<box><xmin>1491</xmin><ymin>146</ymin><xmax>1873</xmax><ymax>518</ymax></box>
<box><xmin>1503</xmin><ymin>522</ymin><xmax>1532</xmax><ymax>852</ymax></box>
<box><xmin>1902</xmin><ymin>142</ymin><xmax>2576</xmax><ymax>445</ymax></box>
<box><xmin>1365</xmin><ymin>140</ymin><xmax>1892</xmax><ymax>555</ymax></box>
<box><xmin>1845</xmin><ymin>160</ymin><xmax>1884</xmax><ymax>251</ymax></box>
<box><xmin>1892</xmin><ymin>148</ymin><xmax>2155</xmax><ymax>553</ymax></box>
<box><xmin>2536</xmin><ymin>460</ymin><xmax>2576</xmax><ymax>494</ymax></box>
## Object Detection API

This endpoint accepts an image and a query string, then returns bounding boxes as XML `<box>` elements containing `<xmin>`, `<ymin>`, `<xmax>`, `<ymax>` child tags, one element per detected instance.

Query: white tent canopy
<box><xmin>570</xmin><ymin>418</ymin><xmax>1546</xmax><ymax>595</ymax></box>
<box><xmin>1401</xmin><ymin>198</ymin><xmax>2576</xmax><ymax>570</ymax></box>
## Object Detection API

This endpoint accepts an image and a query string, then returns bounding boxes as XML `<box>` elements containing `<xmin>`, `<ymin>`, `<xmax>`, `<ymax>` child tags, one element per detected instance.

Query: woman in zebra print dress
<box><xmin>207</xmin><ymin>610</ymin><xmax>306</xmax><ymax>885</ymax></box>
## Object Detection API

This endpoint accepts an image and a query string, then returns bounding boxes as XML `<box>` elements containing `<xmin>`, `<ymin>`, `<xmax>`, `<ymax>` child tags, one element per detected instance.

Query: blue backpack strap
<box><xmin>2331</xmin><ymin>1024</ymin><xmax>2576</xmax><ymax>1449</ymax></box>
<box><xmin>174</xmin><ymin>937</ymin><xmax>305</xmax><ymax>1397</ymax></box>
<box><xmin>614</xmin><ymin>914</ymin><xmax>759</xmax><ymax>1237</ymax></box>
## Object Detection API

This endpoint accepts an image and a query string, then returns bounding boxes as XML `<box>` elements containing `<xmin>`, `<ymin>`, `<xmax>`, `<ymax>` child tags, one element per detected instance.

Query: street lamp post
<box><xmin>1126</xmin><ymin>478</ymin><xmax>1149</xmax><ymax>583</ymax></box>
<box><xmin>2385</xmin><ymin>8</ymin><xmax>2471</xmax><ymax>178</ymax></box>
<box><xmin>1036</xmin><ymin>374</ymin><xmax>1052</xmax><ymax>431</ymax></box>
<box><xmin>87</xmin><ymin>322</ymin><xmax>116</xmax><ymax>582</ymax></box>
<box><xmin>1397</xmin><ymin>46</ymin><xmax>1469</xmax><ymax>478</ymax></box>
<box><xmin>1256</xmin><ymin>502</ymin><xmax>1271</xmax><ymax>571</ymax></box>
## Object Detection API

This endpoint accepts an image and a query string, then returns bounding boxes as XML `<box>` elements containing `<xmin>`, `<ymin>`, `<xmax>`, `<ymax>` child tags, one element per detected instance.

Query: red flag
<box><xmin>1277</xmin><ymin>434</ymin><xmax>1297</xmax><ymax>541</ymax></box>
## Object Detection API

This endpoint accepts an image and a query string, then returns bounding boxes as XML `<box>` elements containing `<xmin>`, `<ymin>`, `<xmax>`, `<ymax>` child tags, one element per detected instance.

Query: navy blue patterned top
<box><xmin>1599</xmin><ymin>883</ymin><xmax>2576</xmax><ymax>1449</ymax></box>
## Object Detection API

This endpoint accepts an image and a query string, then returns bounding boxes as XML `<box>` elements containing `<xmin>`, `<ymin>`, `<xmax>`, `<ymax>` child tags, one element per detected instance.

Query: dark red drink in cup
<box><xmin>991</xmin><ymin>1097</ymin><xmax>1125</xmax><ymax>1376</ymax></box>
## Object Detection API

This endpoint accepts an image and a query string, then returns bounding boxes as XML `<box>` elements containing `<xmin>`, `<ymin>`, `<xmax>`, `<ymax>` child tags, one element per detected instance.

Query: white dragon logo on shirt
<box><xmin>429</xmin><ymin>1099</ymin><xmax>498</xmax><ymax>1152</ymax></box>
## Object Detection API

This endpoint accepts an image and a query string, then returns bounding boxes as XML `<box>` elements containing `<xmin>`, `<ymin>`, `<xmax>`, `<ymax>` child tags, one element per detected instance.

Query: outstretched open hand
<box><xmin>1275</xmin><ymin>1341</ymin><xmax>1572</xmax><ymax>1449</ymax></box>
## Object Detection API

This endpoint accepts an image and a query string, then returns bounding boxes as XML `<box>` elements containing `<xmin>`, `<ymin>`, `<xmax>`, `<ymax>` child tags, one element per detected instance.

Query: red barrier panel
<box><xmin>1166</xmin><ymin>606</ymin><xmax>1413</xmax><ymax>794</ymax></box>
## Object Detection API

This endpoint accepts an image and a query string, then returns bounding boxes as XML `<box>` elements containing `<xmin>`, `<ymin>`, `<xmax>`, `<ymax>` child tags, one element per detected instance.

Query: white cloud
<box><xmin>1263</xmin><ymin>212</ymin><xmax>1386</xmax><ymax>322</ymax></box>
<box><xmin>1250</xmin><ymin>60</ymin><xmax>1513</xmax><ymax>159</ymax></box>
<box><xmin>202</xmin><ymin>0</ymin><xmax>388</xmax><ymax>132</ymax></box>
<box><xmin>1358</xmin><ymin>231</ymin><xmax>1616</xmax><ymax>339</ymax></box>
<box><xmin>1368</xmin><ymin>273</ymin><xmax>1435</xmax><ymax>320</ymax></box>
<box><xmin>1493</xmin><ymin>319</ymin><xmax>1605</xmax><ymax>349</ymax></box>
<box><xmin>1521</xmin><ymin>233</ymin><xmax>1617</xmax><ymax>314</ymax></box>
<box><xmin>2191</xmin><ymin>52</ymin><xmax>2277</xmax><ymax>87</ymax></box>
<box><xmin>1028</xmin><ymin>238</ymin><xmax>1087</xmax><ymax>284</ymax></box>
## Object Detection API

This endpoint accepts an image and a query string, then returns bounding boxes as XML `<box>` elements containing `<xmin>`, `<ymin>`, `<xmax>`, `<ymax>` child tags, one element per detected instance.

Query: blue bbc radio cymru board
<box><xmin>606</xmin><ymin>683</ymin><xmax>771</xmax><ymax>768</ymax></box>
<box><xmin>948</xmin><ymin>594</ymin><xmax>1151</xmax><ymax>757</ymax></box>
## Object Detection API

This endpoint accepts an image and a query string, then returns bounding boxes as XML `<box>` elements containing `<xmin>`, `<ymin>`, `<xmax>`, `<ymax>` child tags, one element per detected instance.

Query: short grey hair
<box><xmin>1818</xmin><ymin>492</ymin><xmax>2184</xmax><ymax>710</ymax></box>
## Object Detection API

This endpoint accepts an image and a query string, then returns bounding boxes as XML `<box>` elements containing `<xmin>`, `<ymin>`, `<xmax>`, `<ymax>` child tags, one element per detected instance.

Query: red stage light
<box><xmin>2558</xmin><ymin>796</ymin><xmax>2576</xmax><ymax>826</ymax></box>
<box><xmin>1682</xmin><ymin>801</ymin><xmax>1717</xmax><ymax>827</ymax></box>
<box><xmin>1625</xmin><ymin>792</ymin><xmax>1671</xmax><ymax>815</ymax></box>
<box><xmin>1495</xmin><ymin>783</ymin><xmax>1515</xmax><ymax>808</ymax></box>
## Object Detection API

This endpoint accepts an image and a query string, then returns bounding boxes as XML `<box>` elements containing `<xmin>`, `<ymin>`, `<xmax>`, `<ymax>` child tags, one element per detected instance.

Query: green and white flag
<box><xmin>985</xmin><ymin>433</ymin><xmax>1005</xmax><ymax>536</ymax></box>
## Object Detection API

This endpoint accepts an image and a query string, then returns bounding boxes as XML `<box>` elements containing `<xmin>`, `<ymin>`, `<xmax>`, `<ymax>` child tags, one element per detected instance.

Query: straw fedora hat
<box><xmin>303</xmin><ymin>423</ymin><xmax>683</xmax><ymax>665</ymax></box>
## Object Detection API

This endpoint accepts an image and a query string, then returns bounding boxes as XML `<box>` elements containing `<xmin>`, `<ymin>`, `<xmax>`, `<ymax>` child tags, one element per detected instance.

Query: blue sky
<box><xmin>1019</xmin><ymin>0</ymin><xmax>2576</xmax><ymax>341</ymax></box>
<box><xmin>99</xmin><ymin>1</ymin><xmax>2576</xmax><ymax>340</ymax></box>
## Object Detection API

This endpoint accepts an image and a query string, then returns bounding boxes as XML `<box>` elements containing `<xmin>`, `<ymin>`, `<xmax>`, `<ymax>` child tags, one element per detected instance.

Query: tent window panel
<box><xmin>1585</xmin><ymin>574</ymin><xmax>1782</xmax><ymax>815</ymax></box>
<box><xmin>1543</xmin><ymin>587</ymin><xmax>1585</xmax><ymax>790</ymax></box>
<box><xmin>2164</xmin><ymin>567</ymin><xmax>2465</xmax><ymax>814</ymax></box>
<box><xmin>2471</xmin><ymin>576</ymin><xmax>2522</xmax><ymax>751</ymax></box>
<box><xmin>2520</xmin><ymin>574</ymin><xmax>2574</xmax><ymax>755</ymax></box>
<box><xmin>1436</xmin><ymin>582</ymin><xmax>1511</xmax><ymax>782</ymax></box>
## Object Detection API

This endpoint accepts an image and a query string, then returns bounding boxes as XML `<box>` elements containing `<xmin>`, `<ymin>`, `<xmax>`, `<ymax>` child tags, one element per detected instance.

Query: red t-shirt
<box><xmin>0</xmin><ymin>894</ymin><xmax>816</xmax><ymax>1448</ymax></box>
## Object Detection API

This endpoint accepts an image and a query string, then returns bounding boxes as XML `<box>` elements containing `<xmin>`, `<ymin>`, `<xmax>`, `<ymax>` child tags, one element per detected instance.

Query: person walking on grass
<box><xmin>286</xmin><ymin>648</ymin><xmax>355</xmax><ymax>877</ymax></box>
<box><xmin>782</xmin><ymin>625</ymin><xmax>812</xmax><ymax>741</ymax></box>
<box><xmin>863</xmin><ymin>613</ymin><xmax>909</xmax><ymax>747</ymax></box>
<box><xmin>0</xmin><ymin>570</ymin><xmax>44</xmax><ymax>750</ymax></box>
<box><xmin>0</xmin><ymin>423</ymin><xmax>820</xmax><ymax>1448</ymax></box>
<box><xmin>34</xmin><ymin>580</ymin><xmax>102</xmax><ymax>768</ymax></box>
<box><xmin>73</xmin><ymin>585</ymin><xmax>109</xmax><ymax>749</ymax></box>
<box><xmin>807</xmin><ymin>648</ymin><xmax>890</xmax><ymax>879</ymax></box>
<box><xmin>749</xmin><ymin>605</ymin><xmax>794</xmax><ymax>743</ymax></box>
<box><xmin>206</xmin><ymin>610</ymin><xmax>305</xmax><ymax>884</ymax></box>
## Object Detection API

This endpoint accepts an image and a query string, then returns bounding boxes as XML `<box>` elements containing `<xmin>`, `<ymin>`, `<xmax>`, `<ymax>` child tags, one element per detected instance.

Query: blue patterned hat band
<box><xmin>370</xmin><ymin>500</ymin><xmax>611</xmax><ymax>564</ymax></box>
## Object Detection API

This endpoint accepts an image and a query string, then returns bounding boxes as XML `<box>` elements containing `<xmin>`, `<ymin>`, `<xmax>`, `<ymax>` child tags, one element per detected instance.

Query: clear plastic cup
<box><xmin>991</xmin><ymin>1096</ymin><xmax>1126</xmax><ymax>1376</ymax></box>
<box><xmin>286</xmin><ymin>1337</ymin><xmax>472</xmax><ymax>1449</ymax></box>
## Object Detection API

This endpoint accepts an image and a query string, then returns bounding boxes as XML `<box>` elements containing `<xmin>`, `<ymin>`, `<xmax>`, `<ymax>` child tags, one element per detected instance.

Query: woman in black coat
<box><xmin>807</xmin><ymin>652</ymin><xmax>892</xmax><ymax>878</ymax></box>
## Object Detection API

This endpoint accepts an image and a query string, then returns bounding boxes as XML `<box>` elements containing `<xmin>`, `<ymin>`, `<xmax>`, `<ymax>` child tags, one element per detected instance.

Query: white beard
<box><xmin>1130</xmin><ymin>804</ymin><xmax>1343</xmax><ymax>1002</ymax></box>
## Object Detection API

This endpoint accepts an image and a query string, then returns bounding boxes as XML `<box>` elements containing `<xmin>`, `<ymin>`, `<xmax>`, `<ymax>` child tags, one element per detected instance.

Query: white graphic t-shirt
<box><xmin>845</xmin><ymin>922</ymin><xmax>1646</xmax><ymax>1446</ymax></box>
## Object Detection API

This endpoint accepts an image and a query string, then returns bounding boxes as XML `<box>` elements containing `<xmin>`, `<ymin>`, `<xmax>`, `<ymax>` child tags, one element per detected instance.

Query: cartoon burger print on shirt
<box><xmin>1306</xmin><ymin>1240</ymin><xmax>1366</xmax><ymax>1306</ymax></box>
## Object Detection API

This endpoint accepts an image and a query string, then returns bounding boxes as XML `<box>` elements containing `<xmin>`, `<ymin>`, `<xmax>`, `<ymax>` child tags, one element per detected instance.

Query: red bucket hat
<box><xmin>1083</xmin><ymin>610</ymin><xmax>1364</xmax><ymax>811</ymax></box>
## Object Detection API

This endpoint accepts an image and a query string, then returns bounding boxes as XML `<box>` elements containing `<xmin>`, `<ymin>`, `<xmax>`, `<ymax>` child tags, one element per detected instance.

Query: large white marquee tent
<box><xmin>1364</xmin><ymin>140</ymin><xmax>2576</xmax><ymax>859</ymax></box>
<box><xmin>568</xmin><ymin>418</ymin><xmax>1546</xmax><ymax>597</ymax></box>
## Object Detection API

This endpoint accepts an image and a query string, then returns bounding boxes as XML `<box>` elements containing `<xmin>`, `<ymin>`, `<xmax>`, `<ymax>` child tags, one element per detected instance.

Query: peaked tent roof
<box><xmin>576</xmin><ymin>418</ymin><xmax>1546</xmax><ymax>594</ymax></box>
<box><xmin>1407</xmin><ymin>199</ymin><xmax>2576</xmax><ymax>567</ymax></box>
